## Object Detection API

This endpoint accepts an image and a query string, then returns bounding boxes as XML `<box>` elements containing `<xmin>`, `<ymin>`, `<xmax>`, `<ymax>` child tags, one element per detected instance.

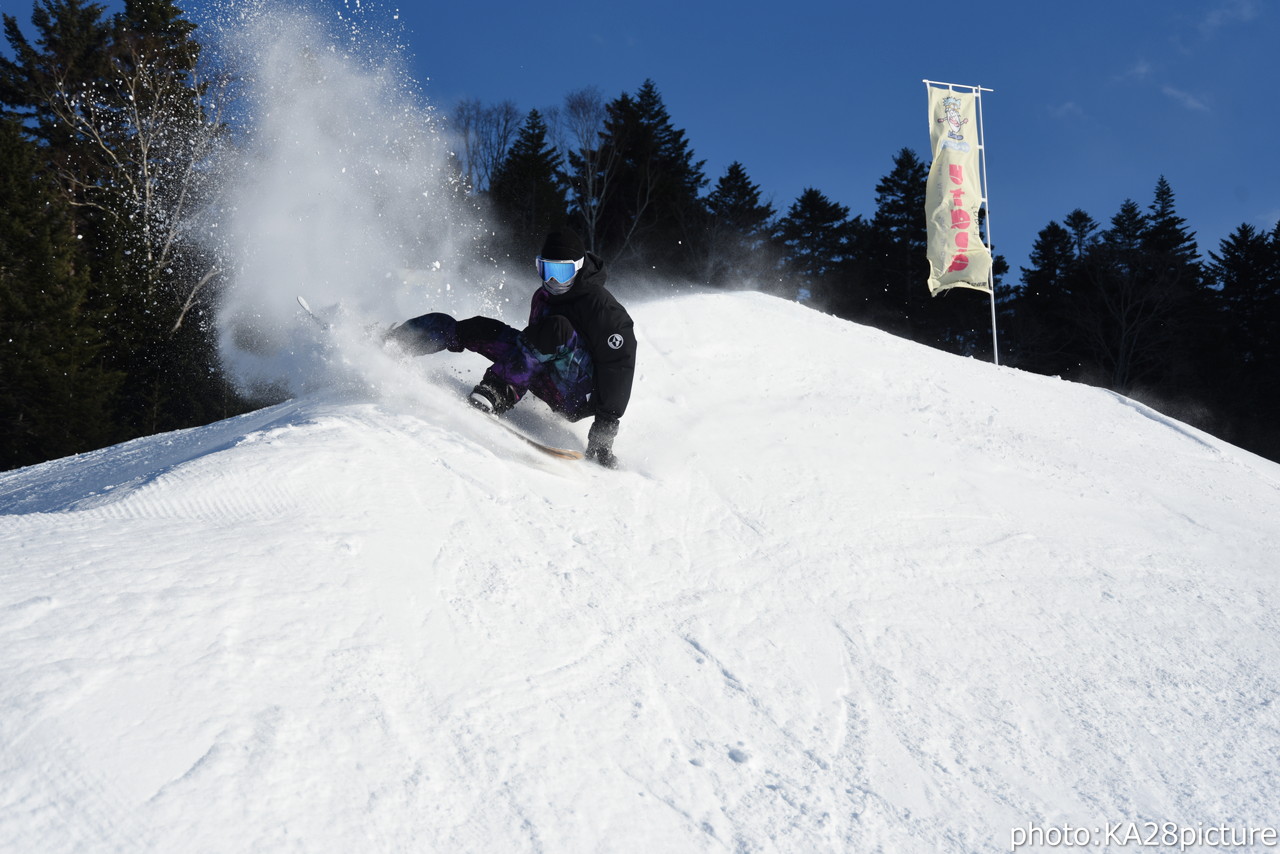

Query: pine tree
<box><xmin>865</xmin><ymin>148</ymin><xmax>930</xmax><ymax>338</ymax></box>
<box><xmin>1068</xmin><ymin>185</ymin><xmax>1200</xmax><ymax>393</ymax></box>
<box><xmin>1202</xmin><ymin>222</ymin><xmax>1280</xmax><ymax>455</ymax></box>
<box><xmin>1101</xmin><ymin>198</ymin><xmax>1147</xmax><ymax>259</ymax></box>
<box><xmin>0</xmin><ymin>0</ymin><xmax>115</xmax><ymax>129</ymax></box>
<box><xmin>1008</xmin><ymin>220</ymin><xmax>1079</xmax><ymax>373</ymax></box>
<box><xmin>593</xmin><ymin>80</ymin><xmax>706</xmax><ymax>276</ymax></box>
<box><xmin>1145</xmin><ymin>176</ymin><xmax>1208</xmax><ymax>389</ymax></box>
<box><xmin>488</xmin><ymin>109</ymin><xmax>568</xmax><ymax>259</ymax></box>
<box><xmin>773</xmin><ymin>187</ymin><xmax>853</xmax><ymax>307</ymax></box>
<box><xmin>1022</xmin><ymin>222</ymin><xmax>1075</xmax><ymax>297</ymax></box>
<box><xmin>1070</xmin><ymin>199</ymin><xmax>1152</xmax><ymax>389</ymax></box>
<box><xmin>702</xmin><ymin>161</ymin><xmax>775</xmax><ymax>287</ymax></box>
<box><xmin>0</xmin><ymin>114</ymin><xmax>120</xmax><ymax>469</ymax></box>
<box><xmin>1145</xmin><ymin>177</ymin><xmax>1198</xmax><ymax>265</ymax></box>
<box><xmin>1206</xmin><ymin>223</ymin><xmax>1274</xmax><ymax>362</ymax></box>
<box><xmin>1062</xmin><ymin>209</ymin><xmax>1099</xmax><ymax>259</ymax></box>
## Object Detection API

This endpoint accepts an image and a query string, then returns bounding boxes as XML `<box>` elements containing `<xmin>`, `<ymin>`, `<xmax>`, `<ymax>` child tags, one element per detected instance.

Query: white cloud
<box><xmin>1201</xmin><ymin>0</ymin><xmax>1260</xmax><ymax>34</ymax></box>
<box><xmin>1049</xmin><ymin>101</ymin><xmax>1085</xmax><ymax>120</ymax></box>
<box><xmin>1111</xmin><ymin>59</ymin><xmax>1154</xmax><ymax>85</ymax></box>
<box><xmin>1161</xmin><ymin>85</ymin><xmax>1210</xmax><ymax>112</ymax></box>
<box><xmin>1125</xmin><ymin>59</ymin><xmax>1153</xmax><ymax>80</ymax></box>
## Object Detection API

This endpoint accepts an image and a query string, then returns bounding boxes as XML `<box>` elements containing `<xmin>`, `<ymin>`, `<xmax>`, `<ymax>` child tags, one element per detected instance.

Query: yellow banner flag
<box><xmin>925</xmin><ymin>88</ymin><xmax>992</xmax><ymax>295</ymax></box>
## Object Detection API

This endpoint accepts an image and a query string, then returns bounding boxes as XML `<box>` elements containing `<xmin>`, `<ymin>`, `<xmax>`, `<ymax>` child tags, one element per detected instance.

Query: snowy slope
<box><xmin>2</xmin><ymin>292</ymin><xmax>1278</xmax><ymax>853</ymax></box>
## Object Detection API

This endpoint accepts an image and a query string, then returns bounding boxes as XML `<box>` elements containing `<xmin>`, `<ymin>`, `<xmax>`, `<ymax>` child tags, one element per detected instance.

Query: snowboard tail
<box><xmin>297</xmin><ymin>295</ymin><xmax>330</xmax><ymax>329</ymax></box>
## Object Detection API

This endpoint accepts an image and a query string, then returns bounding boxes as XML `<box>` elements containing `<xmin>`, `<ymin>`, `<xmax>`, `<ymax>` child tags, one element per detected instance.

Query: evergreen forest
<box><xmin>3</xmin><ymin>1</ymin><xmax>1278</xmax><ymax>470</ymax></box>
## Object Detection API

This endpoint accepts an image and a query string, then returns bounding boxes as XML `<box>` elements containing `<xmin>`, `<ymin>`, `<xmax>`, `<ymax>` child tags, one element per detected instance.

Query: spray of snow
<box><xmin>204</xmin><ymin>2</ymin><xmax>514</xmax><ymax>399</ymax></box>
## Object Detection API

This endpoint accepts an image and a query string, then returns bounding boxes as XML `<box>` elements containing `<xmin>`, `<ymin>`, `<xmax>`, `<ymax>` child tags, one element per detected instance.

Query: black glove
<box><xmin>586</xmin><ymin>416</ymin><xmax>620</xmax><ymax>468</ymax></box>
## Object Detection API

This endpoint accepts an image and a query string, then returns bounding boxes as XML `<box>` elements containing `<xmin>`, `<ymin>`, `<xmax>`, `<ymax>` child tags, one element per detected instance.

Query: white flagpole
<box><xmin>923</xmin><ymin>79</ymin><xmax>999</xmax><ymax>366</ymax></box>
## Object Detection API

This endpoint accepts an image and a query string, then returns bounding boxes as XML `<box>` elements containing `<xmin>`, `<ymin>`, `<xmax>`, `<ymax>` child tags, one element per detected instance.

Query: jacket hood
<box><xmin>545</xmin><ymin>251</ymin><xmax>606</xmax><ymax>302</ymax></box>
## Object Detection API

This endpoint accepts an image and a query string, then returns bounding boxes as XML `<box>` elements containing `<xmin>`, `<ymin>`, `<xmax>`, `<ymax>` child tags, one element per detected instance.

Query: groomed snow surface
<box><xmin>2</xmin><ymin>292</ymin><xmax>1277</xmax><ymax>853</ymax></box>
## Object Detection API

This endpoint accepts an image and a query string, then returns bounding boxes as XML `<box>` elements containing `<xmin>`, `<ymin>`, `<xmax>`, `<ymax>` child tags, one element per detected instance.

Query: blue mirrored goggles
<box><xmin>535</xmin><ymin>256</ymin><xmax>584</xmax><ymax>284</ymax></box>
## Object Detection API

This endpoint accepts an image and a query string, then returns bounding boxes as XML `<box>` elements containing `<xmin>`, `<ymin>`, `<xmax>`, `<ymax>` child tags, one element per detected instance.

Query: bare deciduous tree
<box><xmin>558</xmin><ymin>86</ymin><xmax>614</xmax><ymax>253</ymax></box>
<box><xmin>450</xmin><ymin>98</ymin><xmax>519</xmax><ymax>193</ymax></box>
<box><xmin>41</xmin><ymin>39</ymin><xmax>227</xmax><ymax>330</ymax></box>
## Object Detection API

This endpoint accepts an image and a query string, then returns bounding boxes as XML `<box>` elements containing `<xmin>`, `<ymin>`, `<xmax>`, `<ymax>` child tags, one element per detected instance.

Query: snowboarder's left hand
<box><xmin>586</xmin><ymin>416</ymin><xmax>620</xmax><ymax>468</ymax></box>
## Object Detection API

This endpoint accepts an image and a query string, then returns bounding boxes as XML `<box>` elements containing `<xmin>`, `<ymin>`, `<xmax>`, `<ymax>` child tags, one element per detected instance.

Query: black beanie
<box><xmin>540</xmin><ymin>228</ymin><xmax>585</xmax><ymax>261</ymax></box>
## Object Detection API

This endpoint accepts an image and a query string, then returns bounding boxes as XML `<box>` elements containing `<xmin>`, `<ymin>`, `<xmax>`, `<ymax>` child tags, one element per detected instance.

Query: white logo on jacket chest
<box><xmin>607</xmin><ymin>333</ymin><xmax>624</xmax><ymax>350</ymax></box>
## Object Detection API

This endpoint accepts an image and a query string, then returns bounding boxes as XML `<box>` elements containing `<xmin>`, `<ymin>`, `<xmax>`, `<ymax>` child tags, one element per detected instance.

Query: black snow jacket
<box><xmin>528</xmin><ymin>252</ymin><xmax>636</xmax><ymax>422</ymax></box>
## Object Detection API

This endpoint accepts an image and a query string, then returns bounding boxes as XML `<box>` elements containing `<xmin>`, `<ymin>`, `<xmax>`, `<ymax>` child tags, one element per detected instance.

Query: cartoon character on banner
<box><xmin>938</xmin><ymin>95</ymin><xmax>969</xmax><ymax>141</ymax></box>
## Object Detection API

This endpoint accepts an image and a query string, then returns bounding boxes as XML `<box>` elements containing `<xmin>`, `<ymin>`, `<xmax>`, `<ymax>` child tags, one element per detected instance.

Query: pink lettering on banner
<box><xmin>938</xmin><ymin>160</ymin><xmax>980</xmax><ymax>280</ymax></box>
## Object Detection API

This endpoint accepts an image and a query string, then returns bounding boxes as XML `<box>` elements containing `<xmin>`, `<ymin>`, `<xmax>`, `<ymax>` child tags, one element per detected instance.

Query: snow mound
<box><xmin>2</xmin><ymin>292</ymin><xmax>1278</xmax><ymax>852</ymax></box>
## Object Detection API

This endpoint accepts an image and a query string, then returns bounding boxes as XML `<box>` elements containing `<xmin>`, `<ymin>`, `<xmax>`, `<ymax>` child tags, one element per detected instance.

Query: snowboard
<box><xmin>475</xmin><ymin>408</ymin><xmax>585</xmax><ymax>461</ymax></box>
<box><xmin>297</xmin><ymin>295</ymin><xmax>583</xmax><ymax>462</ymax></box>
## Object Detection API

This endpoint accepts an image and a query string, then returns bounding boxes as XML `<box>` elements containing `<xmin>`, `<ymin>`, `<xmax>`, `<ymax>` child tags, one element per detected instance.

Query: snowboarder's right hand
<box><xmin>586</xmin><ymin>416</ymin><xmax>620</xmax><ymax>469</ymax></box>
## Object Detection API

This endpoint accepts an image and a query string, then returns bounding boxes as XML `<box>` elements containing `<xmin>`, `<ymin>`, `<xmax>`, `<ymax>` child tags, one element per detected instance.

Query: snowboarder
<box><xmin>385</xmin><ymin>228</ymin><xmax>636</xmax><ymax>468</ymax></box>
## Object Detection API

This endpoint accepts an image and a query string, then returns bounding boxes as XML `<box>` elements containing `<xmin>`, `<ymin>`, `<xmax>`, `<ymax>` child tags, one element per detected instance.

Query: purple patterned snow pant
<box><xmin>393</xmin><ymin>313</ymin><xmax>595</xmax><ymax>421</ymax></box>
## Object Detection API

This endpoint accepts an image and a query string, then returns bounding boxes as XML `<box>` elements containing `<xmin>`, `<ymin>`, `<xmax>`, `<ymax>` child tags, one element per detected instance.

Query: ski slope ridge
<box><xmin>1</xmin><ymin>291</ymin><xmax>1277</xmax><ymax>853</ymax></box>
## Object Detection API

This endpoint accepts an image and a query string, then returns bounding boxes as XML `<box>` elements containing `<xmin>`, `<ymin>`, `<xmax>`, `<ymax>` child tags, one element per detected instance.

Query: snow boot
<box><xmin>469</xmin><ymin>379</ymin><xmax>517</xmax><ymax>416</ymax></box>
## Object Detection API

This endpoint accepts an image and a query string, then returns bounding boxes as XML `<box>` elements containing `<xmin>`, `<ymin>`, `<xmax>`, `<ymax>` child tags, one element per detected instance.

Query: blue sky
<box><xmin>389</xmin><ymin>0</ymin><xmax>1276</xmax><ymax>277</ymax></box>
<box><xmin>10</xmin><ymin>0</ymin><xmax>1274</xmax><ymax>277</ymax></box>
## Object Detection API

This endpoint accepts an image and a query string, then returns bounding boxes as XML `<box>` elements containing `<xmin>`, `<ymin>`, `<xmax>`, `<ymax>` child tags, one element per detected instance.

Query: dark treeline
<box><xmin>1</xmin><ymin>0</ymin><xmax>242</xmax><ymax>471</ymax></box>
<box><xmin>1004</xmin><ymin>185</ymin><xmax>1280</xmax><ymax>461</ymax></box>
<box><xmin>3</xmin><ymin>3</ymin><xmax>1277</xmax><ymax>471</ymax></box>
<box><xmin>463</xmin><ymin>83</ymin><xmax>1007</xmax><ymax>357</ymax></box>
<box><xmin>463</xmin><ymin>84</ymin><xmax>1280</xmax><ymax>464</ymax></box>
